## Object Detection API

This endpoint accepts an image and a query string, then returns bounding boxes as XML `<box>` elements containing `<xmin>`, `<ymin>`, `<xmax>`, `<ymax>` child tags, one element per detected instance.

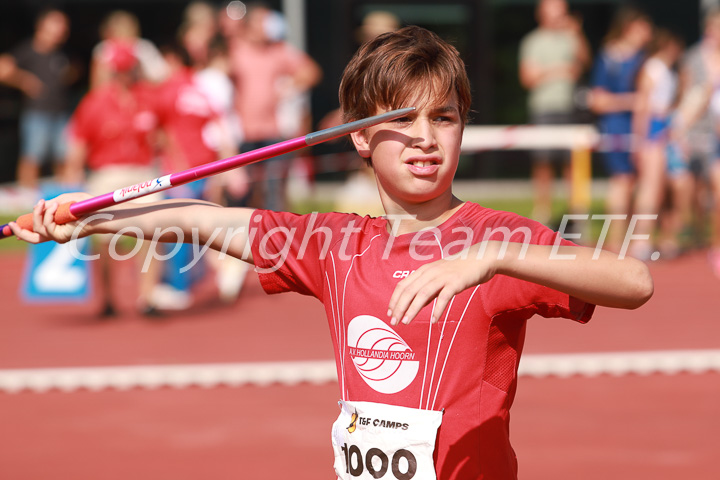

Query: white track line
<box><xmin>518</xmin><ymin>349</ymin><xmax>720</xmax><ymax>377</ymax></box>
<box><xmin>1</xmin><ymin>350</ymin><xmax>719</xmax><ymax>394</ymax></box>
<box><xmin>0</xmin><ymin>361</ymin><xmax>337</xmax><ymax>394</ymax></box>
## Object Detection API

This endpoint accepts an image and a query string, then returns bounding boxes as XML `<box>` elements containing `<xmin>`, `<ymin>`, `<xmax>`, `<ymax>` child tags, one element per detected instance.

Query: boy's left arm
<box><xmin>387</xmin><ymin>241</ymin><xmax>654</xmax><ymax>325</ymax></box>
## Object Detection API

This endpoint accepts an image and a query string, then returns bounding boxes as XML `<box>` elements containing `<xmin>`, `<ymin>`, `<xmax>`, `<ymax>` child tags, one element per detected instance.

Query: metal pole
<box><xmin>282</xmin><ymin>0</ymin><xmax>306</xmax><ymax>51</ymax></box>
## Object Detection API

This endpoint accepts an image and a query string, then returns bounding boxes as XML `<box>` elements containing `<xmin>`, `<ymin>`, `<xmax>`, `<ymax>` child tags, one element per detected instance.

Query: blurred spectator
<box><xmin>0</xmin><ymin>8</ymin><xmax>77</xmax><ymax>191</ymax></box>
<box><xmin>663</xmin><ymin>92</ymin><xmax>698</xmax><ymax>259</ymax></box>
<box><xmin>226</xmin><ymin>3</ymin><xmax>322</xmax><ymax>211</ymax></box>
<box><xmin>332</xmin><ymin>10</ymin><xmax>401</xmax><ymax>217</ymax></box>
<box><xmin>356</xmin><ymin>10</ymin><xmax>401</xmax><ymax>44</ymax></box>
<box><xmin>678</xmin><ymin>8</ymin><xmax>720</xmax><ymax>275</ymax></box>
<box><xmin>589</xmin><ymin>6</ymin><xmax>652</xmax><ymax>252</ymax></box>
<box><xmin>156</xmin><ymin>44</ymin><xmax>219</xmax><ymax>174</ymax></box>
<box><xmin>218</xmin><ymin>0</ymin><xmax>247</xmax><ymax>43</ymax></box>
<box><xmin>194</xmin><ymin>35</ymin><xmax>246</xmax><ymax>207</ymax></box>
<box><xmin>90</xmin><ymin>10</ymin><xmax>168</xmax><ymax>88</ymax></box>
<box><xmin>519</xmin><ymin>0</ymin><xmax>590</xmax><ymax>225</ymax></box>
<box><xmin>65</xmin><ymin>41</ymin><xmax>163</xmax><ymax>317</ymax></box>
<box><xmin>151</xmin><ymin>41</ymin><xmax>244</xmax><ymax>307</ymax></box>
<box><xmin>679</xmin><ymin>9</ymin><xmax>720</xmax><ymax>179</ymax></box>
<box><xmin>178</xmin><ymin>1</ymin><xmax>219</xmax><ymax>68</ymax></box>
<box><xmin>196</xmin><ymin>38</ymin><xmax>241</xmax><ymax>156</ymax></box>
<box><xmin>632</xmin><ymin>29</ymin><xmax>686</xmax><ymax>259</ymax></box>
<box><xmin>194</xmin><ymin>36</ymin><xmax>250</xmax><ymax>303</ymax></box>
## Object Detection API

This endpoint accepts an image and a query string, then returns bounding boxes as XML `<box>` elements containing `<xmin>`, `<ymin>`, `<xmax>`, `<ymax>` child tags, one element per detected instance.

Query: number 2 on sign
<box><xmin>33</xmin><ymin>239</ymin><xmax>89</xmax><ymax>293</ymax></box>
<box><xmin>340</xmin><ymin>443</ymin><xmax>417</xmax><ymax>480</ymax></box>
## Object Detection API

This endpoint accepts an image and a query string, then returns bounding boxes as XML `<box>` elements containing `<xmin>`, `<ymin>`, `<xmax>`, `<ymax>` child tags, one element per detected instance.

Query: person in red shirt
<box><xmin>15</xmin><ymin>26</ymin><xmax>654</xmax><ymax>479</ymax></box>
<box><xmin>64</xmin><ymin>40</ymin><xmax>162</xmax><ymax>317</ymax></box>
<box><xmin>155</xmin><ymin>44</ymin><xmax>219</xmax><ymax>173</ymax></box>
<box><xmin>150</xmin><ymin>42</ymin><xmax>239</xmax><ymax>308</ymax></box>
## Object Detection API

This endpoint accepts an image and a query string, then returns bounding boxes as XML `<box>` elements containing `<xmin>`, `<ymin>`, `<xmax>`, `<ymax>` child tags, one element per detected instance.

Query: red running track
<box><xmin>1</xmin><ymin>375</ymin><xmax>718</xmax><ymax>480</ymax></box>
<box><xmin>1</xmin><ymin>249</ymin><xmax>719</xmax><ymax>479</ymax></box>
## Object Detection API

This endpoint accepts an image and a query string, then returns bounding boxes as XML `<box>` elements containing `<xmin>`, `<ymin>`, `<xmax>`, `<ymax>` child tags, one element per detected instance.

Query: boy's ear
<box><xmin>350</xmin><ymin>130</ymin><xmax>371</xmax><ymax>159</ymax></box>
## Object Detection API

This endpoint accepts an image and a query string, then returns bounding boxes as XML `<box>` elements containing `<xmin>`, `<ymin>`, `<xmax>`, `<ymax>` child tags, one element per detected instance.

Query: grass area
<box><xmin>292</xmin><ymin>196</ymin><xmax>608</xmax><ymax>242</ymax></box>
<box><xmin>0</xmin><ymin>215</ymin><xmax>28</xmax><ymax>253</ymax></box>
<box><xmin>478</xmin><ymin>198</ymin><xmax>609</xmax><ymax>242</ymax></box>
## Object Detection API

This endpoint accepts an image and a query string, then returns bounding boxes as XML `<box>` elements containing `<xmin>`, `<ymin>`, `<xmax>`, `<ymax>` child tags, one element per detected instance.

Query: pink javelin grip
<box><xmin>0</xmin><ymin>107</ymin><xmax>414</xmax><ymax>239</ymax></box>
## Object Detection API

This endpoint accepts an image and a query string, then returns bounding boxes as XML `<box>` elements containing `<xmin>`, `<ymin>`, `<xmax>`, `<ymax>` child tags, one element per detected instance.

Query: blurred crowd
<box><xmin>520</xmin><ymin>0</ymin><xmax>720</xmax><ymax>275</ymax></box>
<box><xmin>0</xmin><ymin>2</ymin><xmax>322</xmax><ymax>316</ymax></box>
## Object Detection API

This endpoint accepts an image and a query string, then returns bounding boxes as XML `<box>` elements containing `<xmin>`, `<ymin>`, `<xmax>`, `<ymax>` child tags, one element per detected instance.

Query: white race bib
<box><xmin>332</xmin><ymin>400</ymin><xmax>443</xmax><ymax>480</ymax></box>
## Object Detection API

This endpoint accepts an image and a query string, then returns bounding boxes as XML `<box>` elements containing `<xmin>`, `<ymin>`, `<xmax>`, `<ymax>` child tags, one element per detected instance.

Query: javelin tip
<box><xmin>305</xmin><ymin>107</ymin><xmax>416</xmax><ymax>146</ymax></box>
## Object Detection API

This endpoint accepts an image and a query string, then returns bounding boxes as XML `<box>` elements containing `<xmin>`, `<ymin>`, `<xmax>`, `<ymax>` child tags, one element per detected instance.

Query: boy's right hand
<box><xmin>9</xmin><ymin>193</ymin><xmax>92</xmax><ymax>244</ymax></box>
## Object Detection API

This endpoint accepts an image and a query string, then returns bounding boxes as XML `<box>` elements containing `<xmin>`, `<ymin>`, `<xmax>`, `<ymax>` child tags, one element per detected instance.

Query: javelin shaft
<box><xmin>1</xmin><ymin>107</ymin><xmax>414</xmax><ymax>239</ymax></box>
<box><xmin>69</xmin><ymin>136</ymin><xmax>309</xmax><ymax>217</ymax></box>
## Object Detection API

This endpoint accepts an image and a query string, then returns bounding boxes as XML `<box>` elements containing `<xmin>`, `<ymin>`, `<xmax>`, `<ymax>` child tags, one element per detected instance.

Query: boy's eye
<box><xmin>391</xmin><ymin>116</ymin><xmax>412</xmax><ymax>123</ymax></box>
<box><xmin>434</xmin><ymin>115</ymin><xmax>456</xmax><ymax>123</ymax></box>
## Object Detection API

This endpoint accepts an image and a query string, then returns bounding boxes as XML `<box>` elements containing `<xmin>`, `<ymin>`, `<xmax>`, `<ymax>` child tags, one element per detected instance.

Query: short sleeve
<box><xmin>249</xmin><ymin>209</ymin><xmax>349</xmax><ymax>299</ymax></box>
<box><xmin>479</xmin><ymin>212</ymin><xmax>595</xmax><ymax>324</ymax></box>
<box><xmin>518</xmin><ymin>34</ymin><xmax>533</xmax><ymax>63</ymax></box>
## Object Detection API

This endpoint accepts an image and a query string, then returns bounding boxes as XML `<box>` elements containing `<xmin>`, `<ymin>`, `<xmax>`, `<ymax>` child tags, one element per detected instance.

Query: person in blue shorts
<box><xmin>589</xmin><ymin>6</ymin><xmax>652</xmax><ymax>251</ymax></box>
<box><xmin>0</xmin><ymin>9</ymin><xmax>76</xmax><ymax>192</ymax></box>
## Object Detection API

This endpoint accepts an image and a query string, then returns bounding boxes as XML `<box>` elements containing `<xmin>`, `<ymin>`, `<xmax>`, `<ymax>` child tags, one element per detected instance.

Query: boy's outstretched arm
<box><xmin>387</xmin><ymin>241</ymin><xmax>654</xmax><ymax>325</ymax></box>
<box><xmin>9</xmin><ymin>193</ymin><xmax>256</xmax><ymax>263</ymax></box>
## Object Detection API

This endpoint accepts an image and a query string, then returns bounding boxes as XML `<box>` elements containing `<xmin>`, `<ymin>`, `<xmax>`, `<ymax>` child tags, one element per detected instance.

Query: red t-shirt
<box><xmin>69</xmin><ymin>81</ymin><xmax>158</xmax><ymax>170</ymax></box>
<box><xmin>249</xmin><ymin>203</ymin><xmax>594</xmax><ymax>480</ymax></box>
<box><xmin>155</xmin><ymin>68</ymin><xmax>218</xmax><ymax>172</ymax></box>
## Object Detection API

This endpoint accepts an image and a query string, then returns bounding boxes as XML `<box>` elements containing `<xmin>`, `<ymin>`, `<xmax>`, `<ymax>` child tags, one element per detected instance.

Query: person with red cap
<box><xmin>64</xmin><ymin>40</ymin><xmax>164</xmax><ymax>317</ymax></box>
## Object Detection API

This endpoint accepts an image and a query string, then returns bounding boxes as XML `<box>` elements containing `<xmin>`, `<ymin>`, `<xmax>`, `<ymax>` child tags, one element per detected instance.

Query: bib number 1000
<box><xmin>340</xmin><ymin>443</ymin><xmax>417</xmax><ymax>479</ymax></box>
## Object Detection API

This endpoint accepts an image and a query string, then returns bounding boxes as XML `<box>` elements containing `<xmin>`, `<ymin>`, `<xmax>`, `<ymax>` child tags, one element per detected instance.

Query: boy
<box><xmin>11</xmin><ymin>26</ymin><xmax>653</xmax><ymax>480</ymax></box>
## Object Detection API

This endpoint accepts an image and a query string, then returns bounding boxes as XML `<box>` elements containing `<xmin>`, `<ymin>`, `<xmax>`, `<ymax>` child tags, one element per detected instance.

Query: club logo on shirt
<box><xmin>347</xmin><ymin>315</ymin><xmax>419</xmax><ymax>394</ymax></box>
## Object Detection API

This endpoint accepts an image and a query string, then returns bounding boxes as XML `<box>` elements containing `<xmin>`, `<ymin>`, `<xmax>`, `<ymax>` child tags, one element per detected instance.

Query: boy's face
<box><xmin>350</xmin><ymin>90</ymin><xmax>463</xmax><ymax>207</ymax></box>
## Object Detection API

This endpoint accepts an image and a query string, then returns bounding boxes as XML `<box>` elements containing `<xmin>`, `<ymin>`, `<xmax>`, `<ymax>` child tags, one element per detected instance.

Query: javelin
<box><xmin>0</xmin><ymin>107</ymin><xmax>414</xmax><ymax>239</ymax></box>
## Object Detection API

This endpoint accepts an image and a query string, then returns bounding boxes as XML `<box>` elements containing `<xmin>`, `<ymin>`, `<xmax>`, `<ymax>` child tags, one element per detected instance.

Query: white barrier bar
<box><xmin>461</xmin><ymin>124</ymin><xmax>599</xmax><ymax>152</ymax></box>
<box><xmin>461</xmin><ymin>124</ymin><xmax>599</xmax><ymax>214</ymax></box>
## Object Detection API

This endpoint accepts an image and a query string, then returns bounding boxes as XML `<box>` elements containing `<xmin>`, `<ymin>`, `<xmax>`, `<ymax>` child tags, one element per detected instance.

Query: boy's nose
<box><xmin>410</xmin><ymin>118</ymin><xmax>437</xmax><ymax>150</ymax></box>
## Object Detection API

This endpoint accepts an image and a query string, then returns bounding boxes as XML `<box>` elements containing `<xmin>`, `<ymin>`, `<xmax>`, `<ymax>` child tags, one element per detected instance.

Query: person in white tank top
<box><xmin>632</xmin><ymin>29</ymin><xmax>686</xmax><ymax>260</ymax></box>
<box><xmin>644</xmin><ymin>56</ymin><xmax>677</xmax><ymax>118</ymax></box>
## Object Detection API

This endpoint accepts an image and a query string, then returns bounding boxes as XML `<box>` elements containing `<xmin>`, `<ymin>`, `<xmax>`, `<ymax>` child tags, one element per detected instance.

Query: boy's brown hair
<box><xmin>339</xmin><ymin>25</ymin><xmax>472</xmax><ymax>125</ymax></box>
